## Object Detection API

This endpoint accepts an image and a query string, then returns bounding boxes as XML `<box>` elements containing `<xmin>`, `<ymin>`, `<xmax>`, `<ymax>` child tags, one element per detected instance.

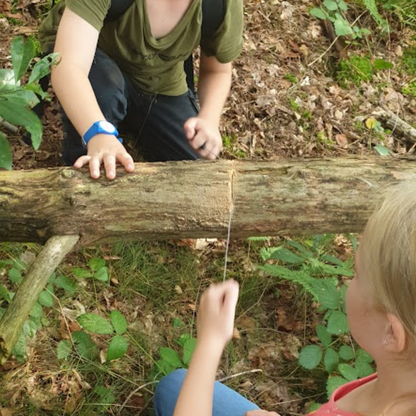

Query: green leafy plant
<box><xmin>150</xmin><ymin>319</ymin><xmax>197</xmax><ymax>379</ymax></box>
<box><xmin>58</xmin><ymin>310</ymin><xmax>129</xmax><ymax>362</ymax></box>
<box><xmin>258</xmin><ymin>236</ymin><xmax>375</xmax><ymax>401</ymax></box>
<box><xmin>310</xmin><ymin>0</ymin><xmax>372</xmax><ymax>38</ymax></box>
<box><xmin>381</xmin><ymin>0</ymin><xmax>416</xmax><ymax>28</ymax></box>
<box><xmin>72</xmin><ymin>257</ymin><xmax>110</xmax><ymax>282</ymax></box>
<box><xmin>0</xmin><ymin>256</ymin><xmax>77</xmax><ymax>361</ymax></box>
<box><xmin>0</xmin><ymin>36</ymin><xmax>58</xmax><ymax>170</ymax></box>
<box><xmin>336</xmin><ymin>56</ymin><xmax>393</xmax><ymax>87</ymax></box>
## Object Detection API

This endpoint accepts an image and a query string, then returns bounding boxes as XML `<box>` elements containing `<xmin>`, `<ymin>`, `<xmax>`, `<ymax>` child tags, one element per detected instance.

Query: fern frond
<box><xmin>258</xmin><ymin>264</ymin><xmax>320</xmax><ymax>298</ymax></box>
<box><xmin>362</xmin><ymin>0</ymin><xmax>389</xmax><ymax>29</ymax></box>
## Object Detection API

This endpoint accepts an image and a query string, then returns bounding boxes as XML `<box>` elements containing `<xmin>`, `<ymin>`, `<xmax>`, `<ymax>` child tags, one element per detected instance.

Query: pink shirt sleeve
<box><xmin>307</xmin><ymin>374</ymin><xmax>377</xmax><ymax>416</ymax></box>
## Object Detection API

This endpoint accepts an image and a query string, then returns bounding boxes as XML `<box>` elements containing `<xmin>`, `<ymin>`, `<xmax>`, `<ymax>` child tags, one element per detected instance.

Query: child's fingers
<box><xmin>222</xmin><ymin>280</ymin><xmax>239</xmax><ymax>318</ymax></box>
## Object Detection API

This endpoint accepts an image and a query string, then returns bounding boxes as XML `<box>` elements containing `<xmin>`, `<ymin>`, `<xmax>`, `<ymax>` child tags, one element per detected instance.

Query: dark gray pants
<box><xmin>62</xmin><ymin>48</ymin><xmax>201</xmax><ymax>165</ymax></box>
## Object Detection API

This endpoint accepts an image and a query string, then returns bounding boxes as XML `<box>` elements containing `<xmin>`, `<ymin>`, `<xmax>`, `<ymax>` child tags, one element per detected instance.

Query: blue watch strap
<box><xmin>82</xmin><ymin>120</ymin><xmax>119</xmax><ymax>146</ymax></box>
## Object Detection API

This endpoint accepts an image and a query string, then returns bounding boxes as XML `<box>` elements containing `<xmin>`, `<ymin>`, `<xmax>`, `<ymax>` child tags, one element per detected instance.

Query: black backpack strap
<box><xmin>201</xmin><ymin>0</ymin><xmax>225</xmax><ymax>39</ymax></box>
<box><xmin>105</xmin><ymin>0</ymin><xmax>135</xmax><ymax>22</ymax></box>
<box><xmin>185</xmin><ymin>0</ymin><xmax>226</xmax><ymax>92</ymax></box>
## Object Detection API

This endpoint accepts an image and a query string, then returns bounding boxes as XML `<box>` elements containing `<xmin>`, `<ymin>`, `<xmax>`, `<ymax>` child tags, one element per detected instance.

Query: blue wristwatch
<box><xmin>82</xmin><ymin>120</ymin><xmax>122</xmax><ymax>146</ymax></box>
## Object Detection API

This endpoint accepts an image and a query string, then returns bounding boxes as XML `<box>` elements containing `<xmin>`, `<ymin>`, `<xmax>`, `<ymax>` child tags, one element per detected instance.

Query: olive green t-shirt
<box><xmin>38</xmin><ymin>0</ymin><xmax>243</xmax><ymax>95</ymax></box>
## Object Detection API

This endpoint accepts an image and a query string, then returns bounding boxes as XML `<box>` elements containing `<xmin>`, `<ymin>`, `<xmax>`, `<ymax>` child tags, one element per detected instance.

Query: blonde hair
<box><xmin>362</xmin><ymin>182</ymin><xmax>416</xmax><ymax>349</ymax></box>
<box><xmin>361</xmin><ymin>182</ymin><xmax>416</xmax><ymax>416</ymax></box>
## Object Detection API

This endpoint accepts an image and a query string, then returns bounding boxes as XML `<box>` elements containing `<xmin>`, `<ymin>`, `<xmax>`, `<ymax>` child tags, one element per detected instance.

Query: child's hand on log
<box><xmin>73</xmin><ymin>135</ymin><xmax>135</xmax><ymax>180</ymax></box>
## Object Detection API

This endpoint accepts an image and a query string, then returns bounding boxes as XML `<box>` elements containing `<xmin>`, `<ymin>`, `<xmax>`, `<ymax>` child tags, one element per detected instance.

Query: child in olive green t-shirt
<box><xmin>39</xmin><ymin>0</ymin><xmax>243</xmax><ymax>180</ymax></box>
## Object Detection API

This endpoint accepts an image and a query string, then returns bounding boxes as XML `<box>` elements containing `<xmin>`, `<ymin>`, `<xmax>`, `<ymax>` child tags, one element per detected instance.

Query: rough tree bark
<box><xmin>1</xmin><ymin>157</ymin><xmax>416</xmax><ymax>246</ymax></box>
<box><xmin>0</xmin><ymin>235</ymin><xmax>79</xmax><ymax>364</ymax></box>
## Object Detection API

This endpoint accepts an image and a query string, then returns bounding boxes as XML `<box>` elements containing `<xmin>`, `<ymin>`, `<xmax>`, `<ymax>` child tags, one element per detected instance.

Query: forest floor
<box><xmin>0</xmin><ymin>0</ymin><xmax>416</xmax><ymax>415</ymax></box>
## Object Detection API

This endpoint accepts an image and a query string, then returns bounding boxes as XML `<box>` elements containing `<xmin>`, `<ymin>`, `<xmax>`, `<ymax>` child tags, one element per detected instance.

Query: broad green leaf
<box><xmin>182</xmin><ymin>337</ymin><xmax>197</xmax><ymax>366</ymax></box>
<box><xmin>0</xmin><ymin>133</ymin><xmax>12</xmax><ymax>171</ymax></box>
<box><xmin>374</xmin><ymin>145</ymin><xmax>391</xmax><ymax>157</ymax></box>
<box><xmin>155</xmin><ymin>358</ymin><xmax>176</xmax><ymax>376</ymax></box>
<box><xmin>355</xmin><ymin>360</ymin><xmax>375</xmax><ymax>378</ymax></box>
<box><xmin>334</xmin><ymin>18</ymin><xmax>354</xmax><ymax>36</ymax></box>
<box><xmin>339</xmin><ymin>345</ymin><xmax>355</xmax><ymax>360</ymax></box>
<box><xmin>11</xmin><ymin>37</ymin><xmax>36</xmax><ymax>83</ymax></box>
<box><xmin>270</xmin><ymin>248</ymin><xmax>305</xmax><ymax>264</ymax></box>
<box><xmin>337</xmin><ymin>0</ymin><xmax>348</xmax><ymax>11</ymax></box>
<box><xmin>0</xmin><ymin>285</ymin><xmax>12</xmax><ymax>303</ymax></box>
<box><xmin>327</xmin><ymin>310</ymin><xmax>349</xmax><ymax>335</ymax></box>
<box><xmin>110</xmin><ymin>310</ymin><xmax>128</xmax><ymax>335</ymax></box>
<box><xmin>299</xmin><ymin>345</ymin><xmax>322</xmax><ymax>370</ymax></box>
<box><xmin>310</xmin><ymin>7</ymin><xmax>327</xmax><ymax>19</ymax></box>
<box><xmin>338</xmin><ymin>363</ymin><xmax>358</xmax><ymax>381</ymax></box>
<box><xmin>106</xmin><ymin>335</ymin><xmax>128</xmax><ymax>361</ymax></box>
<box><xmin>0</xmin><ymin>69</ymin><xmax>18</xmax><ymax>92</ymax></box>
<box><xmin>3</xmin><ymin>89</ymin><xmax>39</xmax><ymax>107</ymax></box>
<box><xmin>54</xmin><ymin>275</ymin><xmax>76</xmax><ymax>294</ymax></box>
<box><xmin>77</xmin><ymin>313</ymin><xmax>114</xmax><ymax>334</ymax></box>
<box><xmin>356</xmin><ymin>348</ymin><xmax>374</xmax><ymax>363</ymax></box>
<box><xmin>310</xmin><ymin>279</ymin><xmax>340</xmax><ymax>309</ymax></box>
<box><xmin>175</xmin><ymin>333</ymin><xmax>191</xmax><ymax>348</ymax></box>
<box><xmin>94</xmin><ymin>266</ymin><xmax>109</xmax><ymax>282</ymax></box>
<box><xmin>324</xmin><ymin>348</ymin><xmax>339</xmax><ymax>373</ymax></box>
<box><xmin>12</xmin><ymin>329</ymin><xmax>28</xmax><ymax>361</ymax></box>
<box><xmin>88</xmin><ymin>258</ymin><xmax>106</xmax><ymax>271</ymax></box>
<box><xmin>0</xmin><ymin>98</ymin><xmax>42</xmax><ymax>150</ymax></box>
<box><xmin>316</xmin><ymin>324</ymin><xmax>332</xmax><ymax>347</ymax></box>
<box><xmin>9</xmin><ymin>267</ymin><xmax>23</xmax><ymax>284</ymax></box>
<box><xmin>38</xmin><ymin>290</ymin><xmax>54</xmax><ymax>307</ymax></box>
<box><xmin>28</xmin><ymin>53</ymin><xmax>59</xmax><ymax>84</ymax></box>
<box><xmin>326</xmin><ymin>376</ymin><xmax>348</xmax><ymax>398</ymax></box>
<box><xmin>323</xmin><ymin>0</ymin><xmax>338</xmax><ymax>11</ymax></box>
<box><xmin>30</xmin><ymin>302</ymin><xmax>43</xmax><ymax>319</ymax></box>
<box><xmin>160</xmin><ymin>347</ymin><xmax>183</xmax><ymax>368</ymax></box>
<box><xmin>24</xmin><ymin>83</ymin><xmax>49</xmax><ymax>100</ymax></box>
<box><xmin>0</xmin><ymin>259</ymin><xmax>14</xmax><ymax>267</ymax></box>
<box><xmin>72</xmin><ymin>331</ymin><xmax>98</xmax><ymax>360</ymax></box>
<box><xmin>57</xmin><ymin>340</ymin><xmax>72</xmax><ymax>360</ymax></box>
<box><xmin>72</xmin><ymin>267</ymin><xmax>93</xmax><ymax>278</ymax></box>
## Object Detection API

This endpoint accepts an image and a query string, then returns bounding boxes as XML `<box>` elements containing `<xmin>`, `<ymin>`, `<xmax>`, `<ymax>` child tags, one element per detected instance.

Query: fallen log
<box><xmin>1</xmin><ymin>157</ymin><xmax>416</xmax><ymax>246</ymax></box>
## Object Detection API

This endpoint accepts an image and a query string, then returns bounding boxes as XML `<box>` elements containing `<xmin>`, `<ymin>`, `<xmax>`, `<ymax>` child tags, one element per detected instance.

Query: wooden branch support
<box><xmin>0</xmin><ymin>235</ymin><xmax>79</xmax><ymax>364</ymax></box>
<box><xmin>373</xmin><ymin>109</ymin><xmax>416</xmax><ymax>143</ymax></box>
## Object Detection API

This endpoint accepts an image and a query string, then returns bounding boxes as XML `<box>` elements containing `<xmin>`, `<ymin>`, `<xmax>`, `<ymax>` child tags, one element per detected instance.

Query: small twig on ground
<box><xmin>117</xmin><ymin>380</ymin><xmax>159</xmax><ymax>416</ymax></box>
<box><xmin>373</xmin><ymin>109</ymin><xmax>416</xmax><ymax>144</ymax></box>
<box><xmin>0</xmin><ymin>117</ymin><xmax>18</xmax><ymax>134</ymax></box>
<box><xmin>218</xmin><ymin>368</ymin><xmax>263</xmax><ymax>383</ymax></box>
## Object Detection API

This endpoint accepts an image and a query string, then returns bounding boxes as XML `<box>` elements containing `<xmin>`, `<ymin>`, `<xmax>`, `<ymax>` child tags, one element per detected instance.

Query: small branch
<box><xmin>218</xmin><ymin>369</ymin><xmax>263</xmax><ymax>383</ymax></box>
<box><xmin>0</xmin><ymin>117</ymin><xmax>19</xmax><ymax>134</ymax></box>
<box><xmin>373</xmin><ymin>109</ymin><xmax>416</xmax><ymax>144</ymax></box>
<box><xmin>117</xmin><ymin>380</ymin><xmax>159</xmax><ymax>415</ymax></box>
<box><xmin>0</xmin><ymin>235</ymin><xmax>79</xmax><ymax>364</ymax></box>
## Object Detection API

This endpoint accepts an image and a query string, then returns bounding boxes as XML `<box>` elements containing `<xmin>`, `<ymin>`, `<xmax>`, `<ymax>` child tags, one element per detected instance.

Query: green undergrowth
<box><xmin>0</xmin><ymin>235</ymin><xmax>358</xmax><ymax>415</ymax></box>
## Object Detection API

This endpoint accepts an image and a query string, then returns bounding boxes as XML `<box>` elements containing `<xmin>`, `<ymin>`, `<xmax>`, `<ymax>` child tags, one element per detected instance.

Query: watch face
<box><xmin>98</xmin><ymin>120</ymin><xmax>116</xmax><ymax>133</ymax></box>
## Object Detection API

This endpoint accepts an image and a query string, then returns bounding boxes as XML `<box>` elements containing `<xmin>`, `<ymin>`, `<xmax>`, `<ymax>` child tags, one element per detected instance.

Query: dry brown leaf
<box><xmin>335</xmin><ymin>134</ymin><xmax>348</xmax><ymax>148</ymax></box>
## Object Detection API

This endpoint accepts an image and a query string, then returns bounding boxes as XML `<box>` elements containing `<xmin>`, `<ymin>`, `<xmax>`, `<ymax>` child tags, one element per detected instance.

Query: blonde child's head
<box><xmin>344</xmin><ymin>182</ymin><xmax>416</xmax><ymax>415</ymax></box>
<box><xmin>359</xmin><ymin>182</ymin><xmax>416</xmax><ymax>351</ymax></box>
